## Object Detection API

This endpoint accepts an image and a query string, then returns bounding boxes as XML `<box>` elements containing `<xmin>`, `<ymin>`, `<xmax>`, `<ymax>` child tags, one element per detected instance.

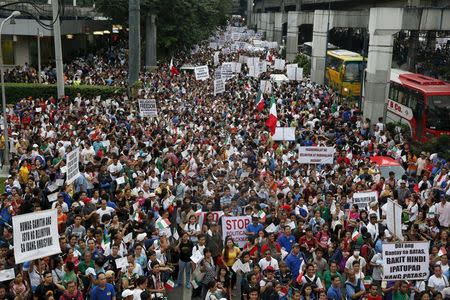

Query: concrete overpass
<box><xmin>249</xmin><ymin>1</ymin><xmax>450</xmax><ymax>133</ymax></box>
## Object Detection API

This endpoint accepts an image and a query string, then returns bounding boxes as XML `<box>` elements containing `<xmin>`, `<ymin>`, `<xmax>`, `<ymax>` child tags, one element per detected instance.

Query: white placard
<box><xmin>260</xmin><ymin>80</ymin><xmax>272</xmax><ymax>94</ymax></box>
<box><xmin>352</xmin><ymin>191</ymin><xmax>378</xmax><ymax>211</ymax></box>
<box><xmin>234</xmin><ymin>62</ymin><xmax>242</xmax><ymax>73</ymax></box>
<box><xmin>214</xmin><ymin>79</ymin><xmax>225</xmax><ymax>95</ymax></box>
<box><xmin>60</xmin><ymin>166</ymin><xmax>68</xmax><ymax>174</ymax></box>
<box><xmin>194</xmin><ymin>65</ymin><xmax>210</xmax><ymax>81</ymax></box>
<box><xmin>265</xmin><ymin>223</ymin><xmax>277</xmax><ymax>233</ymax></box>
<box><xmin>382</xmin><ymin>241</ymin><xmax>429</xmax><ymax>280</ymax></box>
<box><xmin>232</xmin><ymin>259</ymin><xmax>244</xmax><ymax>272</ymax></box>
<box><xmin>213</xmin><ymin>51</ymin><xmax>220</xmax><ymax>66</ymax></box>
<box><xmin>221</xmin><ymin>62</ymin><xmax>233</xmax><ymax>80</ymax></box>
<box><xmin>13</xmin><ymin>209</ymin><xmax>61</xmax><ymax>264</ymax></box>
<box><xmin>274</xmin><ymin>59</ymin><xmax>286</xmax><ymax>70</ymax></box>
<box><xmin>47</xmin><ymin>192</ymin><xmax>59</xmax><ymax>202</ymax></box>
<box><xmin>138</xmin><ymin>99</ymin><xmax>158</xmax><ymax>117</ymax></box>
<box><xmin>298</xmin><ymin>147</ymin><xmax>335</xmax><ymax>164</ymax></box>
<box><xmin>116</xmin><ymin>176</ymin><xmax>125</xmax><ymax>185</ymax></box>
<box><xmin>66</xmin><ymin>148</ymin><xmax>80</xmax><ymax>185</ymax></box>
<box><xmin>286</xmin><ymin>64</ymin><xmax>303</xmax><ymax>81</ymax></box>
<box><xmin>115</xmin><ymin>256</ymin><xmax>129</xmax><ymax>269</ymax></box>
<box><xmin>123</xmin><ymin>232</ymin><xmax>133</xmax><ymax>244</ymax></box>
<box><xmin>248</xmin><ymin>66</ymin><xmax>258</xmax><ymax>78</ymax></box>
<box><xmin>272</xmin><ymin>127</ymin><xmax>296</xmax><ymax>141</ymax></box>
<box><xmin>258</xmin><ymin>61</ymin><xmax>267</xmax><ymax>74</ymax></box>
<box><xmin>209</xmin><ymin>42</ymin><xmax>218</xmax><ymax>50</ymax></box>
<box><xmin>386</xmin><ymin>199</ymin><xmax>404</xmax><ymax>240</ymax></box>
<box><xmin>0</xmin><ymin>269</ymin><xmax>15</xmax><ymax>282</ymax></box>
<box><xmin>35</xmin><ymin>107</ymin><xmax>42</xmax><ymax>113</ymax></box>
<box><xmin>190</xmin><ymin>250</ymin><xmax>204</xmax><ymax>264</ymax></box>
<box><xmin>55</xmin><ymin>179</ymin><xmax>65</xmax><ymax>187</ymax></box>
<box><xmin>221</xmin><ymin>216</ymin><xmax>251</xmax><ymax>248</ymax></box>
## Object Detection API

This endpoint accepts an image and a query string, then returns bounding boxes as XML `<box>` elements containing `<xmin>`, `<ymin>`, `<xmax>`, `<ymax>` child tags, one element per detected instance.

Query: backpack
<box><xmin>346</xmin><ymin>279</ymin><xmax>362</xmax><ymax>295</ymax></box>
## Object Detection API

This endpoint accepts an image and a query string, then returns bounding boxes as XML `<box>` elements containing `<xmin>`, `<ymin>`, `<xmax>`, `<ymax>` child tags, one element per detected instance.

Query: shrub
<box><xmin>293</xmin><ymin>54</ymin><xmax>311</xmax><ymax>76</ymax></box>
<box><xmin>2</xmin><ymin>83</ymin><xmax>126</xmax><ymax>103</ymax></box>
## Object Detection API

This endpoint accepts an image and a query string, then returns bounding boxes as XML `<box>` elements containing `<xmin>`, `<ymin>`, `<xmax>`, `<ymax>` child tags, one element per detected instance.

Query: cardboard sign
<box><xmin>66</xmin><ymin>148</ymin><xmax>80</xmax><ymax>185</ymax></box>
<box><xmin>214</xmin><ymin>79</ymin><xmax>225</xmax><ymax>95</ymax></box>
<box><xmin>221</xmin><ymin>62</ymin><xmax>233</xmax><ymax>80</ymax></box>
<box><xmin>382</xmin><ymin>241</ymin><xmax>429</xmax><ymax>280</ymax></box>
<box><xmin>194</xmin><ymin>65</ymin><xmax>210</xmax><ymax>81</ymax></box>
<box><xmin>274</xmin><ymin>59</ymin><xmax>286</xmax><ymax>70</ymax></box>
<box><xmin>352</xmin><ymin>191</ymin><xmax>378</xmax><ymax>211</ymax></box>
<box><xmin>272</xmin><ymin>127</ymin><xmax>296</xmax><ymax>141</ymax></box>
<box><xmin>298</xmin><ymin>147</ymin><xmax>335</xmax><ymax>164</ymax></box>
<box><xmin>13</xmin><ymin>209</ymin><xmax>61</xmax><ymax>264</ymax></box>
<box><xmin>221</xmin><ymin>216</ymin><xmax>251</xmax><ymax>248</ymax></box>
<box><xmin>138</xmin><ymin>99</ymin><xmax>157</xmax><ymax>117</ymax></box>
<box><xmin>386</xmin><ymin>199</ymin><xmax>404</xmax><ymax>240</ymax></box>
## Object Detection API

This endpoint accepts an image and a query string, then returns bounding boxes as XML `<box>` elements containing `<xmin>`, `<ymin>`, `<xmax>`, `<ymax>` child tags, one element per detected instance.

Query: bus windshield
<box><xmin>343</xmin><ymin>62</ymin><xmax>362</xmax><ymax>82</ymax></box>
<box><xmin>427</xmin><ymin>95</ymin><xmax>450</xmax><ymax>131</ymax></box>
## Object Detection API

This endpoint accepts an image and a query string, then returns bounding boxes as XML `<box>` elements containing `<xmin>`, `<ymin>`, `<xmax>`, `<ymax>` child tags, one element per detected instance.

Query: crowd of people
<box><xmin>0</xmin><ymin>20</ymin><xmax>448</xmax><ymax>300</ymax></box>
<box><xmin>4</xmin><ymin>44</ymin><xmax>128</xmax><ymax>86</ymax></box>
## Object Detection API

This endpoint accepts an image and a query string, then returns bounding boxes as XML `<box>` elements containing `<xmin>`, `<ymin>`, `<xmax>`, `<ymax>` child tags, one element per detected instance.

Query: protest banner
<box><xmin>274</xmin><ymin>59</ymin><xmax>285</xmax><ymax>70</ymax></box>
<box><xmin>197</xmin><ymin>211</ymin><xmax>224</xmax><ymax>227</ymax></box>
<box><xmin>233</xmin><ymin>62</ymin><xmax>242</xmax><ymax>73</ymax></box>
<box><xmin>248</xmin><ymin>66</ymin><xmax>257</xmax><ymax>78</ymax></box>
<box><xmin>259</xmin><ymin>80</ymin><xmax>272</xmax><ymax>94</ymax></box>
<box><xmin>215</xmin><ymin>67</ymin><xmax>222</xmax><ymax>80</ymax></box>
<box><xmin>272</xmin><ymin>127</ymin><xmax>296</xmax><ymax>141</ymax></box>
<box><xmin>386</xmin><ymin>199</ymin><xmax>404</xmax><ymax>240</ymax></box>
<box><xmin>221</xmin><ymin>62</ymin><xmax>233</xmax><ymax>80</ymax></box>
<box><xmin>258</xmin><ymin>61</ymin><xmax>267</xmax><ymax>74</ymax></box>
<box><xmin>138</xmin><ymin>99</ymin><xmax>158</xmax><ymax>117</ymax></box>
<box><xmin>221</xmin><ymin>216</ymin><xmax>251</xmax><ymax>248</ymax></box>
<box><xmin>298</xmin><ymin>147</ymin><xmax>335</xmax><ymax>164</ymax></box>
<box><xmin>66</xmin><ymin>147</ymin><xmax>80</xmax><ymax>185</ymax></box>
<box><xmin>194</xmin><ymin>65</ymin><xmax>210</xmax><ymax>81</ymax></box>
<box><xmin>13</xmin><ymin>209</ymin><xmax>61</xmax><ymax>264</ymax></box>
<box><xmin>382</xmin><ymin>241</ymin><xmax>429</xmax><ymax>280</ymax></box>
<box><xmin>286</xmin><ymin>64</ymin><xmax>303</xmax><ymax>81</ymax></box>
<box><xmin>214</xmin><ymin>79</ymin><xmax>225</xmax><ymax>95</ymax></box>
<box><xmin>352</xmin><ymin>191</ymin><xmax>378</xmax><ymax>211</ymax></box>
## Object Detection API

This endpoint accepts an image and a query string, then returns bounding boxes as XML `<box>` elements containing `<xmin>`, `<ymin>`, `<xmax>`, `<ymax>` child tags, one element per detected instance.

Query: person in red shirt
<box><xmin>260</xmin><ymin>233</ymin><xmax>282</xmax><ymax>259</ymax></box>
<box><xmin>299</xmin><ymin>227</ymin><xmax>317</xmax><ymax>257</ymax></box>
<box><xmin>367</xmin><ymin>284</ymin><xmax>382</xmax><ymax>300</ymax></box>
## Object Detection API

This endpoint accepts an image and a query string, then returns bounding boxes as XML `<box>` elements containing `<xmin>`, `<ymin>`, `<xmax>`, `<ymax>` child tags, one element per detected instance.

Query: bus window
<box><xmin>427</xmin><ymin>95</ymin><xmax>450</xmax><ymax>131</ymax></box>
<box><xmin>389</xmin><ymin>83</ymin><xmax>400</xmax><ymax>102</ymax></box>
<box><xmin>326</xmin><ymin>56</ymin><xmax>342</xmax><ymax>71</ymax></box>
<box><xmin>343</xmin><ymin>62</ymin><xmax>362</xmax><ymax>82</ymax></box>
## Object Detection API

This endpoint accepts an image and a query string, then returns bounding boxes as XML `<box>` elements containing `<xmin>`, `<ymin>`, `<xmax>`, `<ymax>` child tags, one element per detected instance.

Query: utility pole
<box><xmin>52</xmin><ymin>0</ymin><xmax>64</xmax><ymax>98</ymax></box>
<box><xmin>37</xmin><ymin>28</ymin><xmax>42</xmax><ymax>83</ymax></box>
<box><xmin>128</xmin><ymin>0</ymin><xmax>141</xmax><ymax>85</ymax></box>
<box><xmin>145</xmin><ymin>14</ymin><xmax>156</xmax><ymax>68</ymax></box>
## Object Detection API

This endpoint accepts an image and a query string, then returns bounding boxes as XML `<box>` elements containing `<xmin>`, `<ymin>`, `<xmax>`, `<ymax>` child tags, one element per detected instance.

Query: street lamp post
<box><xmin>0</xmin><ymin>11</ymin><xmax>21</xmax><ymax>171</ymax></box>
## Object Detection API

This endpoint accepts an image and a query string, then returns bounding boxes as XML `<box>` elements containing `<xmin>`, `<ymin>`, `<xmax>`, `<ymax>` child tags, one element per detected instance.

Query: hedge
<box><xmin>2</xmin><ymin>83</ymin><xmax>126</xmax><ymax>103</ymax></box>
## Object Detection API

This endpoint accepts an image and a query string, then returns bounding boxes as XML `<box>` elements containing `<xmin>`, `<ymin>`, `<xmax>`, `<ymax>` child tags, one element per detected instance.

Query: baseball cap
<box><xmin>265</xmin><ymin>266</ymin><xmax>275</xmax><ymax>272</ymax></box>
<box><xmin>122</xmin><ymin>289</ymin><xmax>133</xmax><ymax>297</ymax></box>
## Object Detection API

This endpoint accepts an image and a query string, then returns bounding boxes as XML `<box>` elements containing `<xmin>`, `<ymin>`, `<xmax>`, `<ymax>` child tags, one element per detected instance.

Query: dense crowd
<box><xmin>4</xmin><ymin>44</ymin><xmax>128</xmax><ymax>86</ymax></box>
<box><xmin>0</xmin><ymin>22</ymin><xmax>448</xmax><ymax>300</ymax></box>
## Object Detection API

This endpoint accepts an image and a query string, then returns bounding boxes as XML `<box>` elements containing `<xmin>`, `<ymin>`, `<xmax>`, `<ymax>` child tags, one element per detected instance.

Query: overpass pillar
<box><xmin>311</xmin><ymin>10</ymin><xmax>328</xmax><ymax>85</ymax></box>
<box><xmin>286</xmin><ymin>11</ymin><xmax>299</xmax><ymax>62</ymax></box>
<box><xmin>363</xmin><ymin>8</ymin><xmax>402</xmax><ymax>124</ymax></box>
<box><xmin>266</xmin><ymin>12</ymin><xmax>276</xmax><ymax>42</ymax></box>
<box><xmin>247</xmin><ymin>0</ymin><xmax>253</xmax><ymax>28</ymax></box>
<box><xmin>273</xmin><ymin>12</ymin><xmax>284</xmax><ymax>45</ymax></box>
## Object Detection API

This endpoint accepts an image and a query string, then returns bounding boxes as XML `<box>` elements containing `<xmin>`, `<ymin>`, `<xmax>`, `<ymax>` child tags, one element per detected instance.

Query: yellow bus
<box><xmin>325</xmin><ymin>50</ymin><xmax>365</xmax><ymax>99</ymax></box>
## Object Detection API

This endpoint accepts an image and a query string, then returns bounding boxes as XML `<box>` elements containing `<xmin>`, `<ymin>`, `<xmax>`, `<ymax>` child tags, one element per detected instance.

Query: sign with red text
<box><xmin>298</xmin><ymin>147</ymin><xmax>335</xmax><ymax>164</ymax></box>
<box><xmin>387</xmin><ymin>100</ymin><xmax>413</xmax><ymax>121</ymax></box>
<box><xmin>221</xmin><ymin>216</ymin><xmax>251</xmax><ymax>248</ymax></box>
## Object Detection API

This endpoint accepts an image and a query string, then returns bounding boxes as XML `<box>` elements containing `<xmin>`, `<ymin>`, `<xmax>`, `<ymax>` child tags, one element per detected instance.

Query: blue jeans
<box><xmin>177</xmin><ymin>259</ymin><xmax>191</xmax><ymax>285</ymax></box>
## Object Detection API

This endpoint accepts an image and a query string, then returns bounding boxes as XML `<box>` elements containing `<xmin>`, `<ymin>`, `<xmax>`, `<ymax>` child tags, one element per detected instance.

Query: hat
<box><xmin>32</xmin><ymin>144</ymin><xmax>38</xmax><ymax>148</ymax></box>
<box><xmin>121</xmin><ymin>289</ymin><xmax>133</xmax><ymax>297</ymax></box>
<box><xmin>293</xmin><ymin>243</ymin><xmax>300</xmax><ymax>248</ymax></box>
<box><xmin>369</xmin><ymin>213</ymin><xmax>378</xmax><ymax>219</ymax></box>
<box><xmin>136</xmin><ymin>233</ymin><xmax>147</xmax><ymax>242</ymax></box>
<box><xmin>399</xmin><ymin>180</ymin><xmax>406</xmax><ymax>184</ymax></box>
<box><xmin>265</xmin><ymin>266</ymin><xmax>275</xmax><ymax>272</ymax></box>
<box><xmin>85</xmin><ymin>267</ymin><xmax>96</xmax><ymax>276</ymax></box>
<box><xmin>420</xmin><ymin>151</ymin><xmax>426</xmax><ymax>156</ymax></box>
<box><xmin>369</xmin><ymin>201</ymin><xmax>378</xmax><ymax>208</ymax></box>
<box><xmin>149</xmin><ymin>193</ymin><xmax>156</xmax><ymax>198</ymax></box>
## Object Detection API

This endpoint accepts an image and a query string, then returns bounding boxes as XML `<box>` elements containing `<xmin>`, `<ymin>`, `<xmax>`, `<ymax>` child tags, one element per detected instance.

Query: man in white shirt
<box><xmin>96</xmin><ymin>199</ymin><xmax>115</xmax><ymax>222</ymax></box>
<box><xmin>428</xmin><ymin>265</ymin><xmax>449</xmax><ymax>294</ymax></box>
<box><xmin>436</xmin><ymin>195</ymin><xmax>450</xmax><ymax>228</ymax></box>
<box><xmin>258</xmin><ymin>249</ymin><xmax>279</xmax><ymax>271</ymax></box>
<box><xmin>366</xmin><ymin>214</ymin><xmax>379</xmax><ymax>242</ymax></box>
<box><xmin>345</xmin><ymin>249</ymin><xmax>367</xmax><ymax>272</ymax></box>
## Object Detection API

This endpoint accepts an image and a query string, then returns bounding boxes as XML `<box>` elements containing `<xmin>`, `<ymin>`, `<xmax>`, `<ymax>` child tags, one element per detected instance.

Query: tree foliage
<box><xmin>95</xmin><ymin>0</ymin><xmax>231</xmax><ymax>55</ymax></box>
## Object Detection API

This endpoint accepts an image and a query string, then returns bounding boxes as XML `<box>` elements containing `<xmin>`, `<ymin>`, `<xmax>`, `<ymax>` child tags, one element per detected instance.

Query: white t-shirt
<box><xmin>428</xmin><ymin>274</ymin><xmax>449</xmax><ymax>292</ymax></box>
<box><xmin>345</xmin><ymin>256</ymin><xmax>367</xmax><ymax>270</ymax></box>
<box><xmin>96</xmin><ymin>206</ymin><xmax>115</xmax><ymax>221</ymax></box>
<box><xmin>258</xmin><ymin>257</ymin><xmax>279</xmax><ymax>271</ymax></box>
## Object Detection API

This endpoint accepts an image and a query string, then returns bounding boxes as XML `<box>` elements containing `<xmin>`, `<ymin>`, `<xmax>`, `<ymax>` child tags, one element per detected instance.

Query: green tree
<box><xmin>95</xmin><ymin>0</ymin><xmax>231</xmax><ymax>56</ymax></box>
